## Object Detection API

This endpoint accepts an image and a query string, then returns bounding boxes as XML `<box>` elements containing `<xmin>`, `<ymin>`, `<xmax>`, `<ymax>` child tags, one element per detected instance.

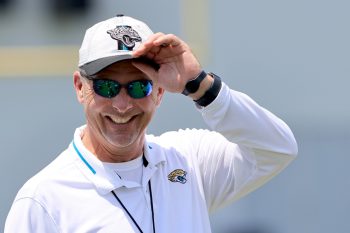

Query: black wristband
<box><xmin>194</xmin><ymin>72</ymin><xmax>222</xmax><ymax>107</ymax></box>
<box><xmin>182</xmin><ymin>70</ymin><xmax>207</xmax><ymax>96</ymax></box>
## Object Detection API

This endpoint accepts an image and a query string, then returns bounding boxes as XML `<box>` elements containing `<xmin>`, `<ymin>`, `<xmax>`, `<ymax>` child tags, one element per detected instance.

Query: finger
<box><xmin>133</xmin><ymin>33</ymin><xmax>181</xmax><ymax>58</ymax></box>
<box><xmin>133</xmin><ymin>33</ymin><xmax>165</xmax><ymax>57</ymax></box>
<box><xmin>153</xmin><ymin>34</ymin><xmax>181</xmax><ymax>47</ymax></box>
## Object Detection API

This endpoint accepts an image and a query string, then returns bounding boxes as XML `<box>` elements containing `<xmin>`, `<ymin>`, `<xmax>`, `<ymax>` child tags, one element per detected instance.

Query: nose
<box><xmin>111</xmin><ymin>88</ymin><xmax>133</xmax><ymax>113</ymax></box>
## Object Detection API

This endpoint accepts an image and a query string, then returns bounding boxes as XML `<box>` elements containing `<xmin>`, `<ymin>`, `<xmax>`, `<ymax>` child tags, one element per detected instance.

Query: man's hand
<box><xmin>132</xmin><ymin>33</ymin><xmax>202</xmax><ymax>93</ymax></box>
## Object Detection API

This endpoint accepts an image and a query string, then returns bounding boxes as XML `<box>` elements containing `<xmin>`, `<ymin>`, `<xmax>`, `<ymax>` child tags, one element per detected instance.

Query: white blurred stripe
<box><xmin>0</xmin><ymin>46</ymin><xmax>78</xmax><ymax>77</ymax></box>
<box><xmin>181</xmin><ymin>0</ymin><xmax>210</xmax><ymax>66</ymax></box>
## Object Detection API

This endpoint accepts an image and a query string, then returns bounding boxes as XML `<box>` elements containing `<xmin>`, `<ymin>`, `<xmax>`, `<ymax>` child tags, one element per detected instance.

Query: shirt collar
<box><xmin>71</xmin><ymin>125</ymin><xmax>166</xmax><ymax>195</ymax></box>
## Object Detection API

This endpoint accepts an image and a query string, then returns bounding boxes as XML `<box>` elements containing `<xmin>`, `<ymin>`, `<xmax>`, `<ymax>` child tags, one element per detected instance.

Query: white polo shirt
<box><xmin>5</xmin><ymin>83</ymin><xmax>298</xmax><ymax>233</ymax></box>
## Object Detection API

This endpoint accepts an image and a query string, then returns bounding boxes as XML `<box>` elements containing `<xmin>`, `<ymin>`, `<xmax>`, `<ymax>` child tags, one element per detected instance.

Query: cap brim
<box><xmin>80</xmin><ymin>54</ymin><xmax>133</xmax><ymax>76</ymax></box>
<box><xmin>80</xmin><ymin>55</ymin><xmax>160</xmax><ymax>76</ymax></box>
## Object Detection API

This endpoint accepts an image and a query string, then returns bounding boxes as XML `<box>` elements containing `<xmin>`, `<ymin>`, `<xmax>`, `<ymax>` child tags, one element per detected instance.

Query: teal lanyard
<box><xmin>72</xmin><ymin>140</ymin><xmax>155</xmax><ymax>233</ymax></box>
<box><xmin>72</xmin><ymin>141</ymin><xmax>96</xmax><ymax>174</ymax></box>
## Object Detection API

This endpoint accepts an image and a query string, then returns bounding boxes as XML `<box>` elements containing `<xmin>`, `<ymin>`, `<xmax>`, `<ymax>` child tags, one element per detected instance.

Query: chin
<box><xmin>107</xmin><ymin>134</ymin><xmax>139</xmax><ymax>148</ymax></box>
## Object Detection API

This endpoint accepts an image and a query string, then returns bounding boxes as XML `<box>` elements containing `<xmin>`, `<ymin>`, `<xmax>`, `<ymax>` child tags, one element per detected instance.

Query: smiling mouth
<box><xmin>105</xmin><ymin>115</ymin><xmax>136</xmax><ymax>124</ymax></box>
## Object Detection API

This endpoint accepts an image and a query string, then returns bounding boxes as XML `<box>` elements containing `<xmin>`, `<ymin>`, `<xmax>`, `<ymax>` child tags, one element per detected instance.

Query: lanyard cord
<box><xmin>72</xmin><ymin>140</ymin><xmax>155</xmax><ymax>232</ymax></box>
<box><xmin>111</xmin><ymin>180</ymin><xmax>155</xmax><ymax>233</ymax></box>
<box><xmin>149</xmin><ymin>181</ymin><xmax>156</xmax><ymax>233</ymax></box>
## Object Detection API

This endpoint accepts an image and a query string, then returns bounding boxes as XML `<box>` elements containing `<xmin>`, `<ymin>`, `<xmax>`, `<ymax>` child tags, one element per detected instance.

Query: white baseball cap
<box><xmin>78</xmin><ymin>14</ymin><xmax>154</xmax><ymax>76</ymax></box>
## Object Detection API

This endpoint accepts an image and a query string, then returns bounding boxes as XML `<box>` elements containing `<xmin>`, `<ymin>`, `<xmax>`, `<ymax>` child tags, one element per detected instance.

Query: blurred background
<box><xmin>1</xmin><ymin>0</ymin><xmax>349</xmax><ymax>232</ymax></box>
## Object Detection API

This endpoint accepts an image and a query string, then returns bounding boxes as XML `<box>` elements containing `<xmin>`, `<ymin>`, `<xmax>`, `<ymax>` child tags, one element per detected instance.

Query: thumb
<box><xmin>132</xmin><ymin>61</ymin><xmax>158</xmax><ymax>82</ymax></box>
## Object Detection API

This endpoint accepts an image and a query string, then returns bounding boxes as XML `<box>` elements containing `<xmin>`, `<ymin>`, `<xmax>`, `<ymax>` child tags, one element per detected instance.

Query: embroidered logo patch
<box><xmin>107</xmin><ymin>25</ymin><xmax>142</xmax><ymax>51</ymax></box>
<box><xmin>168</xmin><ymin>169</ymin><xmax>187</xmax><ymax>184</ymax></box>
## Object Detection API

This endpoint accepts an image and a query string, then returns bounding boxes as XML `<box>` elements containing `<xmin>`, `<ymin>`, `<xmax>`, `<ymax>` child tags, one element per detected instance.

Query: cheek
<box><xmin>82</xmin><ymin>92</ymin><xmax>102</xmax><ymax>116</ymax></box>
<box><xmin>82</xmin><ymin>86</ymin><xmax>99</xmax><ymax>106</ymax></box>
<box><xmin>83</xmin><ymin>86</ymin><xmax>95</xmax><ymax>99</ymax></box>
<box><xmin>142</xmin><ymin>94</ymin><xmax>160</xmax><ymax>111</ymax></box>
<box><xmin>134</xmin><ymin>99</ymin><xmax>158</xmax><ymax>123</ymax></box>
<box><xmin>150</xmin><ymin>95</ymin><xmax>158</xmax><ymax>106</ymax></box>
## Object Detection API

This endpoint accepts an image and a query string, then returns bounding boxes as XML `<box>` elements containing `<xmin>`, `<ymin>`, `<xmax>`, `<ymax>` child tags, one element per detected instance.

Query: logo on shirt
<box><xmin>168</xmin><ymin>169</ymin><xmax>187</xmax><ymax>184</ymax></box>
<box><xmin>107</xmin><ymin>25</ymin><xmax>142</xmax><ymax>51</ymax></box>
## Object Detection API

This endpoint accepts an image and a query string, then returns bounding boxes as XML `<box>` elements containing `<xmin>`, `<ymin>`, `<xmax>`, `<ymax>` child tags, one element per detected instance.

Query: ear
<box><xmin>154</xmin><ymin>87</ymin><xmax>165</xmax><ymax>107</ymax></box>
<box><xmin>73</xmin><ymin>71</ymin><xmax>84</xmax><ymax>104</ymax></box>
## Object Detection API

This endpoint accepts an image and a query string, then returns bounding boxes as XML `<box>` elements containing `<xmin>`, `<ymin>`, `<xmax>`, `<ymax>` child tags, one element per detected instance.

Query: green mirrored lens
<box><xmin>92</xmin><ymin>79</ymin><xmax>152</xmax><ymax>99</ymax></box>
<box><xmin>128</xmin><ymin>80</ymin><xmax>153</xmax><ymax>99</ymax></box>
<box><xmin>93</xmin><ymin>80</ymin><xmax>120</xmax><ymax>98</ymax></box>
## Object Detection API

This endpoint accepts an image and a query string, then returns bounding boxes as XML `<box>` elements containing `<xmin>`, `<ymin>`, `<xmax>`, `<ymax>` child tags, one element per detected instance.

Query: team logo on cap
<box><xmin>168</xmin><ymin>169</ymin><xmax>187</xmax><ymax>184</ymax></box>
<box><xmin>107</xmin><ymin>25</ymin><xmax>142</xmax><ymax>51</ymax></box>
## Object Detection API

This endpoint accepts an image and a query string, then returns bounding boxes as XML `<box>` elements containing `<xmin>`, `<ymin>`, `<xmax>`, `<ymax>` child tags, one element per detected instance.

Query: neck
<box><xmin>81</xmin><ymin>128</ymin><xmax>145</xmax><ymax>163</ymax></box>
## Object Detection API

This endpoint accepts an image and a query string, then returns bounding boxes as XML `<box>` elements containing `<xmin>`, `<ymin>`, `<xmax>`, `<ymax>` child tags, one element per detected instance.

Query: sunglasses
<box><xmin>88</xmin><ymin>78</ymin><xmax>153</xmax><ymax>99</ymax></box>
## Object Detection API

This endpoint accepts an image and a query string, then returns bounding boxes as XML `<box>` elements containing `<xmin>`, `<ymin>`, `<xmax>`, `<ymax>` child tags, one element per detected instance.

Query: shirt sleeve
<box><xmin>5</xmin><ymin>197</ymin><xmax>60</xmax><ymax>233</ymax></box>
<box><xmin>196</xmin><ymin>82</ymin><xmax>298</xmax><ymax>212</ymax></box>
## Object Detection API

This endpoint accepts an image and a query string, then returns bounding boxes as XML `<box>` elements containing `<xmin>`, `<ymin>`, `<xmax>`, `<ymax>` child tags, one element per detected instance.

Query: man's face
<box><xmin>75</xmin><ymin>60</ymin><xmax>164</xmax><ymax>155</ymax></box>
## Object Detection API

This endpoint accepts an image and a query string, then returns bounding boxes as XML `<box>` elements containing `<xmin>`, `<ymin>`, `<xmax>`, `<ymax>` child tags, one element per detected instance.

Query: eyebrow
<box><xmin>88</xmin><ymin>73</ymin><xmax>151</xmax><ymax>81</ymax></box>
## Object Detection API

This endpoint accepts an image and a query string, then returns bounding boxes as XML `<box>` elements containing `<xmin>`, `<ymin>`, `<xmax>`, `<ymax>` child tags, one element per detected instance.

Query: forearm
<box><xmin>200</xmin><ymin>82</ymin><xmax>298</xmax><ymax>156</ymax></box>
<box><xmin>196</xmin><ymin>82</ymin><xmax>298</xmax><ymax>211</ymax></box>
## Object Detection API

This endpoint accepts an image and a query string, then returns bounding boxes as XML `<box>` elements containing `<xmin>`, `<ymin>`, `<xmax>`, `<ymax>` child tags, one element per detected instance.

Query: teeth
<box><xmin>108</xmin><ymin>115</ymin><xmax>133</xmax><ymax>124</ymax></box>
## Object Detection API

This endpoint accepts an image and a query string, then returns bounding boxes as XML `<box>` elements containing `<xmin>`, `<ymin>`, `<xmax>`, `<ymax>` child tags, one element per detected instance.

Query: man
<box><xmin>5</xmin><ymin>15</ymin><xmax>298</xmax><ymax>233</ymax></box>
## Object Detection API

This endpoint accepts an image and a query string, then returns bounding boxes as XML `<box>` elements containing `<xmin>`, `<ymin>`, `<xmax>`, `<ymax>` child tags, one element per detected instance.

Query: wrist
<box><xmin>193</xmin><ymin>72</ymin><xmax>222</xmax><ymax>107</ymax></box>
<box><xmin>182</xmin><ymin>70</ymin><xmax>207</xmax><ymax>96</ymax></box>
<box><xmin>189</xmin><ymin>75</ymin><xmax>214</xmax><ymax>100</ymax></box>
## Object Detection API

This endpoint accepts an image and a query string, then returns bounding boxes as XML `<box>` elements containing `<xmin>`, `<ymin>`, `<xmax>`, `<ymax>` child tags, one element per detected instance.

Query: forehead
<box><xmin>95</xmin><ymin>60</ymin><xmax>147</xmax><ymax>81</ymax></box>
